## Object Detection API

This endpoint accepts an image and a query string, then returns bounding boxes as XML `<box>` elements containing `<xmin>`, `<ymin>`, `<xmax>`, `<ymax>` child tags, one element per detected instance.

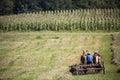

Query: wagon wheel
<box><xmin>102</xmin><ymin>61</ymin><xmax>105</xmax><ymax>74</ymax></box>
<box><xmin>73</xmin><ymin>70</ymin><xmax>79</xmax><ymax>75</ymax></box>
<box><xmin>78</xmin><ymin>66</ymin><xmax>88</xmax><ymax>75</ymax></box>
<box><xmin>78</xmin><ymin>69</ymin><xmax>87</xmax><ymax>75</ymax></box>
<box><xmin>95</xmin><ymin>69</ymin><xmax>101</xmax><ymax>73</ymax></box>
<box><xmin>99</xmin><ymin>61</ymin><xmax>105</xmax><ymax>74</ymax></box>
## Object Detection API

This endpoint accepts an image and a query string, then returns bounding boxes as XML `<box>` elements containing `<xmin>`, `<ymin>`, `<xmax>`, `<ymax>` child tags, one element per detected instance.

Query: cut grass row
<box><xmin>111</xmin><ymin>32</ymin><xmax>120</xmax><ymax>72</ymax></box>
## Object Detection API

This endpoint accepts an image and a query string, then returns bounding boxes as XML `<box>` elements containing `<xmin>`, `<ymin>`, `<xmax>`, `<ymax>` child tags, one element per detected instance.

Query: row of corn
<box><xmin>0</xmin><ymin>9</ymin><xmax>120</xmax><ymax>31</ymax></box>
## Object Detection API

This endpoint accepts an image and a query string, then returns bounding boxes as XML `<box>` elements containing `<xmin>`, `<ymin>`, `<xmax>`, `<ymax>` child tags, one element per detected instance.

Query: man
<box><xmin>80</xmin><ymin>50</ymin><xmax>87</xmax><ymax>64</ymax></box>
<box><xmin>93</xmin><ymin>52</ymin><xmax>98</xmax><ymax>64</ymax></box>
<box><xmin>86</xmin><ymin>53</ymin><xmax>93</xmax><ymax>64</ymax></box>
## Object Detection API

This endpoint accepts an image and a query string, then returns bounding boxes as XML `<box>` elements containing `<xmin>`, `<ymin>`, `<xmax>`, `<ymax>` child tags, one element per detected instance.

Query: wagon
<box><xmin>69</xmin><ymin>62</ymin><xmax>105</xmax><ymax>75</ymax></box>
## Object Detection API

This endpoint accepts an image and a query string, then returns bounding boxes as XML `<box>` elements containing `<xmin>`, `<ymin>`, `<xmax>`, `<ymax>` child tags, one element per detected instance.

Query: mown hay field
<box><xmin>0</xmin><ymin>31</ymin><xmax>120</xmax><ymax>80</ymax></box>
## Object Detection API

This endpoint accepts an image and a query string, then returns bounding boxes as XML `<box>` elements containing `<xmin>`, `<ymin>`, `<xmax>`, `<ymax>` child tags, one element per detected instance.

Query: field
<box><xmin>0</xmin><ymin>9</ymin><xmax>120</xmax><ymax>31</ymax></box>
<box><xmin>0</xmin><ymin>31</ymin><xmax>120</xmax><ymax>80</ymax></box>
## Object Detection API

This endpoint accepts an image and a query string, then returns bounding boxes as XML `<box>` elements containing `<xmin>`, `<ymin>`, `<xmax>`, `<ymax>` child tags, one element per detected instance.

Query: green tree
<box><xmin>0</xmin><ymin>0</ymin><xmax>14</xmax><ymax>15</ymax></box>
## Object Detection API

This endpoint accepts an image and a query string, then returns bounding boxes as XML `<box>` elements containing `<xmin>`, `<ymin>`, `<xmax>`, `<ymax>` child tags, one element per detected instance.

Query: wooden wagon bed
<box><xmin>69</xmin><ymin>63</ymin><xmax>105</xmax><ymax>75</ymax></box>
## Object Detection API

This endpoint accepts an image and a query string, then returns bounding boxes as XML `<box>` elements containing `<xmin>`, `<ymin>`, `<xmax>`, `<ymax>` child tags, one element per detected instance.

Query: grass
<box><xmin>0</xmin><ymin>31</ymin><xmax>120</xmax><ymax>80</ymax></box>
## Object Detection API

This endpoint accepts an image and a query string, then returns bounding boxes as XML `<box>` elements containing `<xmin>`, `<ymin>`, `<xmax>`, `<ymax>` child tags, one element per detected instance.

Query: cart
<box><xmin>69</xmin><ymin>62</ymin><xmax>105</xmax><ymax>75</ymax></box>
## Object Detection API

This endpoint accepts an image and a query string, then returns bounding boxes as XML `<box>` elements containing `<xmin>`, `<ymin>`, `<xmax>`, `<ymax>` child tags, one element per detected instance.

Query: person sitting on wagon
<box><xmin>93</xmin><ymin>51</ymin><xmax>102</xmax><ymax>64</ymax></box>
<box><xmin>86</xmin><ymin>53</ymin><xmax>93</xmax><ymax>64</ymax></box>
<box><xmin>80</xmin><ymin>50</ymin><xmax>87</xmax><ymax>64</ymax></box>
<box><xmin>96</xmin><ymin>51</ymin><xmax>102</xmax><ymax>58</ymax></box>
<box><xmin>93</xmin><ymin>52</ymin><xmax>98</xmax><ymax>64</ymax></box>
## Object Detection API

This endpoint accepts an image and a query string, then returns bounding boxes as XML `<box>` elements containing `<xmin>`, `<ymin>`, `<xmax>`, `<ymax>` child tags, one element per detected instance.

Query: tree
<box><xmin>13</xmin><ymin>0</ymin><xmax>42</xmax><ymax>14</ymax></box>
<box><xmin>0</xmin><ymin>0</ymin><xmax>14</xmax><ymax>15</ymax></box>
<box><xmin>0</xmin><ymin>0</ymin><xmax>120</xmax><ymax>15</ymax></box>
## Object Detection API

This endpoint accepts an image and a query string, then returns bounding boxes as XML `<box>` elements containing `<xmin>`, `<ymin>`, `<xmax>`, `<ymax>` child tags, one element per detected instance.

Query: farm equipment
<box><xmin>69</xmin><ymin>62</ymin><xmax>105</xmax><ymax>75</ymax></box>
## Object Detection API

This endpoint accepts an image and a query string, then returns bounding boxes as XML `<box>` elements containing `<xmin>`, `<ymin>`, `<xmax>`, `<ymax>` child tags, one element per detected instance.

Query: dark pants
<box><xmin>87</xmin><ymin>61</ymin><xmax>92</xmax><ymax>64</ymax></box>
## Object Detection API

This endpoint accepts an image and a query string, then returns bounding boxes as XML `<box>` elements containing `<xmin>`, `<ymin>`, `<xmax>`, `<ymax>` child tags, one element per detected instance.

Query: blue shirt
<box><xmin>87</xmin><ymin>54</ymin><xmax>93</xmax><ymax>62</ymax></box>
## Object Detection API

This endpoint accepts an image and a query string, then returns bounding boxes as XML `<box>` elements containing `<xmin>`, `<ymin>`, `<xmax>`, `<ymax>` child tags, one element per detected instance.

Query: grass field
<box><xmin>0</xmin><ymin>31</ymin><xmax>120</xmax><ymax>80</ymax></box>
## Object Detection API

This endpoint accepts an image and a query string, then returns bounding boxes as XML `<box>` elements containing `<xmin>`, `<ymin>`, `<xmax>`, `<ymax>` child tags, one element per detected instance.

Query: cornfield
<box><xmin>0</xmin><ymin>9</ymin><xmax>120</xmax><ymax>31</ymax></box>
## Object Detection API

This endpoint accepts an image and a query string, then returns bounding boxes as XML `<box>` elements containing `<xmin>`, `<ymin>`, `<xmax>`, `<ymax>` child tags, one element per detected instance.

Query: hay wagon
<box><xmin>69</xmin><ymin>62</ymin><xmax>105</xmax><ymax>75</ymax></box>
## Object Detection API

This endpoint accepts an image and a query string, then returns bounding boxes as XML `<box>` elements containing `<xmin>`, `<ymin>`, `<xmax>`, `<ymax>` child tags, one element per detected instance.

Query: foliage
<box><xmin>0</xmin><ymin>0</ymin><xmax>120</xmax><ymax>15</ymax></box>
<box><xmin>0</xmin><ymin>0</ymin><xmax>14</xmax><ymax>15</ymax></box>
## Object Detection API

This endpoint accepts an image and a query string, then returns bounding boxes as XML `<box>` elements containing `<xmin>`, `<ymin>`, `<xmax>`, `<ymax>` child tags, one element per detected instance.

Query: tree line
<box><xmin>0</xmin><ymin>0</ymin><xmax>120</xmax><ymax>15</ymax></box>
